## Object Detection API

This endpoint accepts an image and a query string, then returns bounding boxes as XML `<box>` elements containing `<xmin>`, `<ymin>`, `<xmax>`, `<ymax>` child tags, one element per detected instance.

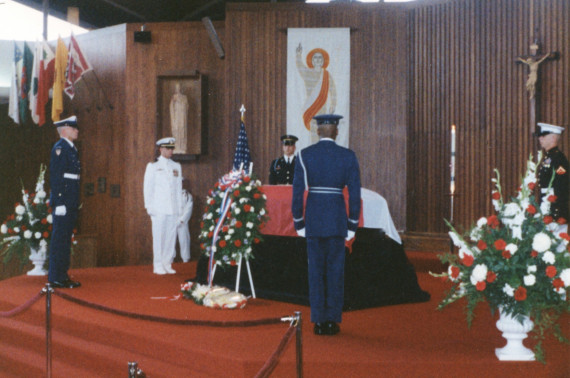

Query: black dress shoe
<box><xmin>314</xmin><ymin>322</ymin><xmax>327</xmax><ymax>335</ymax></box>
<box><xmin>325</xmin><ymin>321</ymin><xmax>340</xmax><ymax>335</ymax></box>
<box><xmin>50</xmin><ymin>279</ymin><xmax>81</xmax><ymax>289</ymax></box>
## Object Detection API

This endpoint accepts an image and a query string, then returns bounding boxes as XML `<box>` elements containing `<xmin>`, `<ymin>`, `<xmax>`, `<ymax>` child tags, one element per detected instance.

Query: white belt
<box><xmin>63</xmin><ymin>173</ymin><xmax>80</xmax><ymax>180</ymax></box>
<box><xmin>309</xmin><ymin>186</ymin><xmax>343</xmax><ymax>195</ymax></box>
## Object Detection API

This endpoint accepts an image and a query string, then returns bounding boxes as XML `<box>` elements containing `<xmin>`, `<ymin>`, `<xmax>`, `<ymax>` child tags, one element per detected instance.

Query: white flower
<box><xmin>470</xmin><ymin>227</ymin><xmax>483</xmax><ymax>241</ymax></box>
<box><xmin>523</xmin><ymin>274</ymin><xmax>536</xmax><ymax>286</ymax></box>
<box><xmin>246</xmin><ymin>247</ymin><xmax>252</xmax><ymax>253</ymax></box>
<box><xmin>505</xmin><ymin>244</ymin><xmax>518</xmax><ymax>255</ymax></box>
<box><xmin>224</xmin><ymin>235</ymin><xmax>230</xmax><ymax>240</ymax></box>
<box><xmin>259</xmin><ymin>208</ymin><xmax>266</xmax><ymax>216</ymax></box>
<box><xmin>24</xmin><ymin>230</ymin><xmax>32</xmax><ymax>239</ymax></box>
<box><xmin>470</xmin><ymin>264</ymin><xmax>488</xmax><ymax>285</ymax></box>
<box><xmin>245</xmin><ymin>186</ymin><xmax>252</xmax><ymax>192</ymax></box>
<box><xmin>458</xmin><ymin>247</ymin><xmax>473</xmax><ymax>259</ymax></box>
<box><xmin>206</xmin><ymin>213</ymin><xmax>213</xmax><ymax>219</ymax></box>
<box><xmin>541</xmin><ymin>251</ymin><xmax>555</xmax><ymax>264</ymax></box>
<box><xmin>36</xmin><ymin>190</ymin><xmax>46</xmax><ymax>199</ymax></box>
<box><xmin>40</xmin><ymin>239</ymin><xmax>47</xmax><ymax>247</ymax></box>
<box><xmin>228</xmin><ymin>228</ymin><xmax>235</xmax><ymax>235</ymax></box>
<box><xmin>209</xmin><ymin>225</ymin><xmax>214</xmax><ymax>231</ymax></box>
<box><xmin>540</xmin><ymin>200</ymin><xmax>551</xmax><ymax>215</ymax></box>
<box><xmin>447</xmin><ymin>265</ymin><xmax>460</xmax><ymax>282</ymax></box>
<box><xmin>234</xmin><ymin>208</ymin><xmax>241</xmax><ymax>215</ymax></box>
<box><xmin>448</xmin><ymin>231</ymin><xmax>462</xmax><ymax>248</ymax></box>
<box><xmin>532</xmin><ymin>232</ymin><xmax>551</xmax><ymax>252</ymax></box>
<box><xmin>503</xmin><ymin>203</ymin><xmax>520</xmax><ymax>217</ymax></box>
<box><xmin>13</xmin><ymin>227</ymin><xmax>20</xmax><ymax>233</ymax></box>
<box><xmin>15</xmin><ymin>205</ymin><xmax>25</xmax><ymax>215</ymax></box>
<box><xmin>510</xmin><ymin>226</ymin><xmax>523</xmax><ymax>240</ymax></box>
<box><xmin>47</xmin><ymin>214</ymin><xmax>53</xmax><ymax>224</ymax></box>
<box><xmin>246</xmin><ymin>222</ymin><xmax>254</xmax><ymax>229</ymax></box>
<box><xmin>246</xmin><ymin>231</ymin><xmax>251</xmax><ymax>237</ymax></box>
<box><xmin>249</xmin><ymin>206</ymin><xmax>255</xmax><ymax>213</ymax></box>
<box><xmin>503</xmin><ymin>284</ymin><xmax>515</xmax><ymax>297</ymax></box>
<box><xmin>476</xmin><ymin>217</ymin><xmax>487</xmax><ymax>228</ymax></box>
<box><xmin>527</xmin><ymin>265</ymin><xmax>537</xmax><ymax>273</ymax></box>
<box><xmin>0</xmin><ymin>224</ymin><xmax>7</xmax><ymax>234</ymax></box>
<box><xmin>35</xmin><ymin>232</ymin><xmax>42</xmax><ymax>239</ymax></box>
<box><xmin>239</xmin><ymin>198</ymin><xmax>247</xmax><ymax>204</ymax></box>
<box><xmin>560</xmin><ymin>269</ymin><xmax>570</xmax><ymax>287</ymax></box>
<box><xmin>33</xmin><ymin>197</ymin><xmax>40</xmax><ymax>204</ymax></box>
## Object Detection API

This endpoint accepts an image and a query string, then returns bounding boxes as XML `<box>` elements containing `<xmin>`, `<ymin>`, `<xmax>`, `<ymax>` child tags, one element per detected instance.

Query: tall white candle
<box><xmin>450</xmin><ymin>124</ymin><xmax>456</xmax><ymax>194</ymax></box>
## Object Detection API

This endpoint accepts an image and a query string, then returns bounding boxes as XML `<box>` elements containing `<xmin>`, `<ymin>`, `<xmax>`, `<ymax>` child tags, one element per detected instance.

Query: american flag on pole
<box><xmin>64</xmin><ymin>33</ymin><xmax>93</xmax><ymax>99</ymax></box>
<box><xmin>232</xmin><ymin>114</ymin><xmax>252</xmax><ymax>173</ymax></box>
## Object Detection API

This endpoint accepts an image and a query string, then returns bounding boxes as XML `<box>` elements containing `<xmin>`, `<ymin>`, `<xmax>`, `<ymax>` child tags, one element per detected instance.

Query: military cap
<box><xmin>313</xmin><ymin>114</ymin><xmax>343</xmax><ymax>126</ymax></box>
<box><xmin>281</xmin><ymin>134</ymin><xmax>298</xmax><ymax>146</ymax></box>
<box><xmin>534</xmin><ymin>123</ymin><xmax>565</xmax><ymax>136</ymax></box>
<box><xmin>156</xmin><ymin>137</ymin><xmax>176</xmax><ymax>148</ymax></box>
<box><xmin>54</xmin><ymin>115</ymin><xmax>78</xmax><ymax>128</ymax></box>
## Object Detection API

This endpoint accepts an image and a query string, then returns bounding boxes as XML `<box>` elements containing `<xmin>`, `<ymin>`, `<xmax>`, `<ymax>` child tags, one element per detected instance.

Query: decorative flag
<box><xmin>52</xmin><ymin>37</ymin><xmax>68</xmax><ymax>122</ymax></box>
<box><xmin>64</xmin><ymin>34</ymin><xmax>93</xmax><ymax>99</ymax></box>
<box><xmin>36</xmin><ymin>40</ymin><xmax>55</xmax><ymax>126</ymax></box>
<box><xmin>232</xmin><ymin>117</ymin><xmax>252</xmax><ymax>173</ymax></box>
<box><xmin>19</xmin><ymin>42</ymin><xmax>34</xmax><ymax>124</ymax></box>
<box><xmin>29</xmin><ymin>41</ymin><xmax>41</xmax><ymax>124</ymax></box>
<box><xmin>8</xmin><ymin>42</ymin><xmax>22</xmax><ymax>124</ymax></box>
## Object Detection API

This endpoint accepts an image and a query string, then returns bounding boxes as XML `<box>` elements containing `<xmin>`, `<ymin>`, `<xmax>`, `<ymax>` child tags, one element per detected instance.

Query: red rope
<box><xmin>254</xmin><ymin>325</ymin><xmax>296</xmax><ymax>378</ymax></box>
<box><xmin>53</xmin><ymin>290</ymin><xmax>284</xmax><ymax>327</ymax></box>
<box><xmin>0</xmin><ymin>291</ymin><xmax>45</xmax><ymax>318</ymax></box>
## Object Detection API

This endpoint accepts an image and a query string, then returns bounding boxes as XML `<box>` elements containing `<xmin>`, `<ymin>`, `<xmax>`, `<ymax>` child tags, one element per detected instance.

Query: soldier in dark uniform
<box><xmin>269</xmin><ymin>135</ymin><xmax>298</xmax><ymax>185</ymax></box>
<box><xmin>48</xmin><ymin>116</ymin><xmax>81</xmax><ymax>288</ymax></box>
<box><xmin>535</xmin><ymin>123</ymin><xmax>569</xmax><ymax>228</ymax></box>
<box><xmin>292</xmin><ymin>114</ymin><xmax>361</xmax><ymax>336</ymax></box>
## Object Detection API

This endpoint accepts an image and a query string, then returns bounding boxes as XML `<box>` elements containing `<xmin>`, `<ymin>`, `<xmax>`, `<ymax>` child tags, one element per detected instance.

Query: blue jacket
<box><xmin>49</xmin><ymin>138</ymin><xmax>81</xmax><ymax>210</ymax></box>
<box><xmin>291</xmin><ymin>139</ymin><xmax>361</xmax><ymax>237</ymax></box>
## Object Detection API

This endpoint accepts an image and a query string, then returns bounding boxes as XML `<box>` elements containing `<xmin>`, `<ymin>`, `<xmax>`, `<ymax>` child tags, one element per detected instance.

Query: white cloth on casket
<box><xmin>361</xmin><ymin>188</ymin><xmax>402</xmax><ymax>244</ymax></box>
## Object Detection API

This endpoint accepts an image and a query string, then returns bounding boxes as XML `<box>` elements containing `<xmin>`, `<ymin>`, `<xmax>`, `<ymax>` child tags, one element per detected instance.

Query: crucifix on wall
<box><xmin>515</xmin><ymin>37</ymin><xmax>559</xmax><ymax>131</ymax></box>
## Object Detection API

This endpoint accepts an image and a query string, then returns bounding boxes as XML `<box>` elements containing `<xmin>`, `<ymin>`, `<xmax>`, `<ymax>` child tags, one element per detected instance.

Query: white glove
<box><xmin>55</xmin><ymin>205</ymin><xmax>67</xmax><ymax>216</ymax></box>
<box><xmin>345</xmin><ymin>230</ymin><xmax>355</xmax><ymax>241</ymax></box>
<box><xmin>296</xmin><ymin>228</ymin><xmax>306</xmax><ymax>237</ymax></box>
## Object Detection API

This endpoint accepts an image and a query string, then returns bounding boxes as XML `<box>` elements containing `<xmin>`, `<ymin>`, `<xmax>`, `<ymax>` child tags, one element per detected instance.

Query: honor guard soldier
<box><xmin>144</xmin><ymin>137</ymin><xmax>183</xmax><ymax>275</ymax></box>
<box><xmin>49</xmin><ymin>115</ymin><xmax>81</xmax><ymax>288</ymax></box>
<box><xmin>292</xmin><ymin>114</ymin><xmax>361</xmax><ymax>336</ymax></box>
<box><xmin>535</xmin><ymin>123</ymin><xmax>569</xmax><ymax>234</ymax></box>
<box><xmin>269</xmin><ymin>134</ymin><xmax>298</xmax><ymax>185</ymax></box>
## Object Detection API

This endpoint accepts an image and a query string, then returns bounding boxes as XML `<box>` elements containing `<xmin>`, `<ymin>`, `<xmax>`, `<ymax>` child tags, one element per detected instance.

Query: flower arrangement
<box><xmin>434</xmin><ymin>153</ymin><xmax>570</xmax><ymax>362</ymax></box>
<box><xmin>199</xmin><ymin>170</ymin><xmax>268</xmax><ymax>268</ymax></box>
<box><xmin>181</xmin><ymin>281</ymin><xmax>247</xmax><ymax>309</ymax></box>
<box><xmin>1</xmin><ymin>165</ymin><xmax>53</xmax><ymax>265</ymax></box>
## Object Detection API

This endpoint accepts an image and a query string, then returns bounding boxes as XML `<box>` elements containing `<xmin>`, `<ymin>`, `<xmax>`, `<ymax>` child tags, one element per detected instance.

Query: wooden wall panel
<box><xmin>407</xmin><ymin>0</ymin><xmax>570</xmax><ymax>234</ymax></box>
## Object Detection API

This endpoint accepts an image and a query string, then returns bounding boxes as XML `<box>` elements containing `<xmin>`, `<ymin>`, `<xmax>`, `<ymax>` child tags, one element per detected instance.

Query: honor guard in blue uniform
<box><xmin>269</xmin><ymin>135</ymin><xmax>298</xmax><ymax>185</ymax></box>
<box><xmin>48</xmin><ymin>115</ymin><xmax>81</xmax><ymax>288</ymax></box>
<box><xmin>291</xmin><ymin>114</ymin><xmax>361</xmax><ymax>336</ymax></box>
<box><xmin>535</xmin><ymin>123</ymin><xmax>569</xmax><ymax>229</ymax></box>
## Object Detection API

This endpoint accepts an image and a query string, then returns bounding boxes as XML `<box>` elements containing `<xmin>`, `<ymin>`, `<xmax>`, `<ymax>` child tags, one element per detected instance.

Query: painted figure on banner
<box><xmin>296</xmin><ymin>43</ymin><xmax>337</xmax><ymax>144</ymax></box>
<box><xmin>170</xmin><ymin>82</ymin><xmax>188</xmax><ymax>154</ymax></box>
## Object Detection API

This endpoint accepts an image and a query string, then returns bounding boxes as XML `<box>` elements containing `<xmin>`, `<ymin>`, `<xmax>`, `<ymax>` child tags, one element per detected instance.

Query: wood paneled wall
<box><xmin>407</xmin><ymin>0</ymin><xmax>570</xmax><ymax>234</ymax></box>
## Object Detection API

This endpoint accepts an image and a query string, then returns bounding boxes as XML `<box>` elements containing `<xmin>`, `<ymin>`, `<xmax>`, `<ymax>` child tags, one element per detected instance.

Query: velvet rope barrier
<box><xmin>254</xmin><ymin>324</ymin><xmax>296</xmax><ymax>378</ymax></box>
<box><xmin>0</xmin><ymin>290</ymin><xmax>45</xmax><ymax>318</ymax></box>
<box><xmin>52</xmin><ymin>290</ymin><xmax>283</xmax><ymax>327</ymax></box>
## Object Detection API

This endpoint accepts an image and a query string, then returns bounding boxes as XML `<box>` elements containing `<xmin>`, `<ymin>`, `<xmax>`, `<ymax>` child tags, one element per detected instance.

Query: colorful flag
<box><xmin>19</xmin><ymin>42</ymin><xmax>34</xmax><ymax>124</ymax></box>
<box><xmin>29</xmin><ymin>41</ymin><xmax>41</xmax><ymax>124</ymax></box>
<box><xmin>37</xmin><ymin>40</ymin><xmax>55</xmax><ymax>126</ymax></box>
<box><xmin>64</xmin><ymin>34</ymin><xmax>93</xmax><ymax>99</ymax></box>
<box><xmin>232</xmin><ymin>117</ymin><xmax>252</xmax><ymax>173</ymax></box>
<box><xmin>52</xmin><ymin>37</ymin><xmax>68</xmax><ymax>122</ymax></box>
<box><xmin>8</xmin><ymin>42</ymin><xmax>22</xmax><ymax>124</ymax></box>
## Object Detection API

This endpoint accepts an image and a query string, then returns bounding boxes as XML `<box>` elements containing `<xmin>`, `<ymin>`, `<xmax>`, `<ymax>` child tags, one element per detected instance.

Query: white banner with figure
<box><xmin>287</xmin><ymin>28</ymin><xmax>350</xmax><ymax>149</ymax></box>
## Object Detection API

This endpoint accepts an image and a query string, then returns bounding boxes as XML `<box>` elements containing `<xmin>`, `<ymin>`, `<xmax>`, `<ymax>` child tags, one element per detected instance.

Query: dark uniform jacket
<box><xmin>49</xmin><ymin>138</ymin><xmax>81</xmax><ymax>210</ymax></box>
<box><xmin>269</xmin><ymin>156</ymin><xmax>296</xmax><ymax>185</ymax></box>
<box><xmin>538</xmin><ymin>146</ymin><xmax>569</xmax><ymax>222</ymax></box>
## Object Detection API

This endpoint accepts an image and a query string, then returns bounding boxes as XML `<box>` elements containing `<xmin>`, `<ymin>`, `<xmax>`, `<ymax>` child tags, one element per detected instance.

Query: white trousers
<box><xmin>177</xmin><ymin>222</ymin><xmax>191</xmax><ymax>262</ymax></box>
<box><xmin>151</xmin><ymin>214</ymin><xmax>177</xmax><ymax>269</ymax></box>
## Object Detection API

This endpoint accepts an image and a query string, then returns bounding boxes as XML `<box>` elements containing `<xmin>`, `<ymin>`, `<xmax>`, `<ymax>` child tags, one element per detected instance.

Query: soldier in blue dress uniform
<box><xmin>48</xmin><ymin>115</ymin><xmax>81</xmax><ymax>288</ymax></box>
<box><xmin>291</xmin><ymin>114</ymin><xmax>361</xmax><ymax>335</ymax></box>
<box><xmin>269</xmin><ymin>134</ymin><xmax>298</xmax><ymax>185</ymax></box>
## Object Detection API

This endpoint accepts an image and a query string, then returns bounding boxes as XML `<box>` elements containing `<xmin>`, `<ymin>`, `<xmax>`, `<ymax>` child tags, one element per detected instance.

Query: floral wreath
<box><xmin>180</xmin><ymin>281</ymin><xmax>247</xmax><ymax>309</ymax></box>
<box><xmin>199</xmin><ymin>170</ymin><xmax>268</xmax><ymax>272</ymax></box>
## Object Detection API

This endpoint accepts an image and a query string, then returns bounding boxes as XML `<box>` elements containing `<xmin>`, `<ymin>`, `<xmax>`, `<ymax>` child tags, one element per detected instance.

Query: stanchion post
<box><xmin>43</xmin><ymin>283</ymin><xmax>53</xmax><ymax>378</ymax></box>
<box><xmin>128</xmin><ymin>362</ymin><xmax>138</xmax><ymax>378</ymax></box>
<box><xmin>295</xmin><ymin>311</ymin><xmax>303</xmax><ymax>378</ymax></box>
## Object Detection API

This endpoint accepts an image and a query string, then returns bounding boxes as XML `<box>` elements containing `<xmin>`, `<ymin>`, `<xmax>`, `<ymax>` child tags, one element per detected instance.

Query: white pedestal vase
<box><xmin>27</xmin><ymin>243</ymin><xmax>48</xmax><ymax>276</ymax></box>
<box><xmin>495</xmin><ymin>308</ymin><xmax>535</xmax><ymax>361</ymax></box>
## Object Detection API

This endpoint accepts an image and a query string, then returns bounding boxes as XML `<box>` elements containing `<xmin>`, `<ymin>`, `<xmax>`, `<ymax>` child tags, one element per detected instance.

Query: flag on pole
<box><xmin>232</xmin><ymin>115</ymin><xmax>252</xmax><ymax>173</ymax></box>
<box><xmin>52</xmin><ymin>37</ymin><xmax>68</xmax><ymax>122</ymax></box>
<box><xmin>8</xmin><ymin>42</ymin><xmax>22</xmax><ymax>124</ymax></box>
<box><xmin>37</xmin><ymin>40</ymin><xmax>55</xmax><ymax>126</ymax></box>
<box><xmin>64</xmin><ymin>34</ymin><xmax>93</xmax><ymax>99</ymax></box>
<box><xmin>29</xmin><ymin>41</ymin><xmax>41</xmax><ymax>124</ymax></box>
<box><xmin>19</xmin><ymin>42</ymin><xmax>34</xmax><ymax>124</ymax></box>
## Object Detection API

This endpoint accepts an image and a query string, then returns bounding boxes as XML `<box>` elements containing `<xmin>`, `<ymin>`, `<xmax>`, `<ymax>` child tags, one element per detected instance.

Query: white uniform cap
<box><xmin>156</xmin><ymin>137</ymin><xmax>176</xmax><ymax>147</ymax></box>
<box><xmin>536</xmin><ymin>123</ymin><xmax>565</xmax><ymax>135</ymax></box>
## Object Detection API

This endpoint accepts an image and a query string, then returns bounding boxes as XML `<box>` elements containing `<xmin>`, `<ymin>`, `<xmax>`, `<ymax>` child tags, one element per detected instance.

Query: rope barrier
<box><xmin>254</xmin><ymin>325</ymin><xmax>296</xmax><ymax>378</ymax></box>
<box><xmin>52</xmin><ymin>290</ymin><xmax>283</xmax><ymax>327</ymax></box>
<box><xmin>0</xmin><ymin>290</ymin><xmax>45</xmax><ymax>318</ymax></box>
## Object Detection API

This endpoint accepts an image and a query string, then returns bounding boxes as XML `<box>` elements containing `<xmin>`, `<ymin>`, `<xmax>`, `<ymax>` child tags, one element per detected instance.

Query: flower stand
<box><xmin>495</xmin><ymin>309</ymin><xmax>535</xmax><ymax>361</ymax></box>
<box><xmin>27</xmin><ymin>245</ymin><xmax>48</xmax><ymax>276</ymax></box>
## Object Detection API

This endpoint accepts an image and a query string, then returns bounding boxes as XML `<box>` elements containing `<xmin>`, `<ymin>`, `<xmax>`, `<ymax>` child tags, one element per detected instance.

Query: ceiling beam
<box><xmin>182</xmin><ymin>0</ymin><xmax>223</xmax><ymax>21</ymax></box>
<box><xmin>98</xmin><ymin>0</ymin><xmax>146</xmax><ymax>21</ymax></box>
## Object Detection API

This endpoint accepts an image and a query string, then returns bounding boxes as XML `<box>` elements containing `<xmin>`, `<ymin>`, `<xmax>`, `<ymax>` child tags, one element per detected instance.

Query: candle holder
<box><xmin>448</xmin><ymin>192</ymin><xmax>457</xmax><ymax>255</ymax></box>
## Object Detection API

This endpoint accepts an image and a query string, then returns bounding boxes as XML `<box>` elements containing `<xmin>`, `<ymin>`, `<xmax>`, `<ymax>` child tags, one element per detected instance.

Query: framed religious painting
<box><xmin>156</xmin><ymin>71</ymin><xmax>207</xmax><ymax>161</ymax></box>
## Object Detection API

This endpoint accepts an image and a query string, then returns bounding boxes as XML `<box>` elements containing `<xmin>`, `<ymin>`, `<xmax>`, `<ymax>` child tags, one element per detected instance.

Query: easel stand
<box><xmin>208</xmin><ymin>255</ymin><xmax>257</xmax><ymax>298</ymax></box>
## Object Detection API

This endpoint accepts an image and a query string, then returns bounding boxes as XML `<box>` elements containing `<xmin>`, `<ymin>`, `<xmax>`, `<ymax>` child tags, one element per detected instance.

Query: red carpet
<box><xmin>0</xmin><ymin>259</ymin><xmax>568</xmax><ymax>377</ymax></box>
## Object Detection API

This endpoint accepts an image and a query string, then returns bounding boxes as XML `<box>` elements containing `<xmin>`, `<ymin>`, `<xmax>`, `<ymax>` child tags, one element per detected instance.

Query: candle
<box><xmin>249</xmin><ymin>162</ymin><xmax>253</xmax><ymax>174</ymax></box>
<box><xmin>450</xmin><ymin>124</ymin><xmax>456</xmax><ymax>194</ymax></box>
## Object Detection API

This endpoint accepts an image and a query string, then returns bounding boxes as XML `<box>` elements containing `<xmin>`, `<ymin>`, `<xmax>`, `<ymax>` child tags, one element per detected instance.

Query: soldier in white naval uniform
<box><xmin>144</xmin><ymin>137</ymin><xmax>183</xmax><ymax>274</ymax></box>
<box><xmin>177</xmin><ymin>179</ymin><xmax>193</xmax><ymax>262</ymax></box>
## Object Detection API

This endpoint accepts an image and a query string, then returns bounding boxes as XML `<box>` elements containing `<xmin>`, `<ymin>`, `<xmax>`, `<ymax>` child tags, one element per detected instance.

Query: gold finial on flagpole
<box><xmin>239</xmin><ymin>104</ymin><xmax>246</xmax><ymax>121</ymax></box>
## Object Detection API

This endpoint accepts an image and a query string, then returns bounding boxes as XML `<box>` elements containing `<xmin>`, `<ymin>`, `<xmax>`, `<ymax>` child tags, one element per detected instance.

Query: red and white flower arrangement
<box><xmin>180</xmin><ymin>281</ymin><xmax>247</xmax><ymax>309</ymax></box>
<box><xmin>434</xmin><ymin>153</ymin><xmax>570</xmax><ymax>362</ymax></box>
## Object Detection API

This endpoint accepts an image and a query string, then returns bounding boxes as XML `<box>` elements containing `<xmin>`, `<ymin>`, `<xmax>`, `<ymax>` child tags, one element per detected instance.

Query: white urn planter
<box><xmin>495</xmin><ymin>308</ymin><xmax>535</xmax><ymax>361</ymax></box>
<box><xmin>27</xmin><ymin>243</ymin><xmax>48</xmax><ymax>276</ymax></box>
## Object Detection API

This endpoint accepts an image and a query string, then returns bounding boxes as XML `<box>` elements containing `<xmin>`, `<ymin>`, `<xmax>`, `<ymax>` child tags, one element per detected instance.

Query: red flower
<box><xmin>546</xmin><ymin>265</ymin><xmax>557</xmax><ymax>278</ymax></box>
<box><xmin>244</xmin><ymin>176</ymin><xmax>251</xmax><ymax>183</ymax></box>
<box><xmin>450</xmin><ymin>266</ymin><xmax>460</xmax><ymax>279</ymax></box>
<box><xmin>514</xmin><ymin>286</ymin><xmax>527</xmax><ymax>301</ymax></box>
<box><xmin>253</xmin><ymin>193</ymin><xmax>261</xmax><ymax>199</ymax></box>
<box><xmin>531</xmin><ymin>250</ymin><xmax>538</xmax><ymax>258</ymax></box>
<box><xmin>547</xmin><ymin>195</ymin><xmax>557</xmax><ymax>203</ymax></box>
<box><xmin>552</xmin><ymin>278</ymin><xmax>564</xmax><ymax>290</ymax></box>
<box><xmin>502</xmin><ymin>250</ymin><xmax>511</xmax><ymax>259</ymax></box>
<box><xmin>259</xmin><ymin>223</ymin><xmax>264</xmax><ymax>229</ymax></box>
<box><xmin>209</xmin><ymin>199</ymin><xmax>215</xmax><ymax>205</ymax></box>
<box><xmin>233</xmin><ymin>190</ymin><xmax>240</xmax><ymax>197</ymax></box>
<box><xmin>527</xmin><ymin>182</ymin><xmax>536</xmax><ymax>190</ymax></box>
<box><xmin>543</xmin><ymin>215</ymin><xmax>554</xmax><ymax>224</ymax></box>
<box><xmin>491</xmin><ymin>191</ymin><xmax>500</xmax><ymax>200</ymax></box>
<box><xmin>461</xmin><ymin>254</ymin><xmax>474</xmax><ymax>267</ymax></box>
<box><xmin>21</xmin><ymin>225</ymin><xmax>27</xmax><ymax>231</ymax></box>
<box><xmin>486</xmin><ymin>271</ymin><xmax>497</xmax><ymax>283</ymax></box>
<box><xmin>560</xmin><ymin>233</ymin><xmax>570</xmax><ymax>241</ymax></box>
<box><xmin>558</xmin><ymin>217</ymin><xmax>567</xmax><ymax>225</ymax></box>
<box><xmin>234</xmin><ymin>240</ymin><xmax>242</xmax><ymax>247</ymax></box>
<box><xmin>487</xmin><ymin>215</ymin><xmax>499</xmax><ymax>228</ymax></box>
<box><xmin>254</xmin><ymin>238</ymin><xmax>260</xmax><ymax>244</ymax></box>
<box><xmin>526</xmin><ymin>205</ymin><xmax>536</xmax><ymax>215</ymax></box>
<box><xmin>200</xmin><ymin>243</ymin><xmax>205</xmax><ymax>250</ymax></box>
<box><xmin>244</xmin><ymin>204</ymin><xmax>251</xmax><ymax>212</ymax></box>
<box><xmin>41</xmin><ymin>218</ymin><xmax>48</xmax><ymax>224</ymax></box>
<box><xmin>477</xmin><ymin>240</ymin><xmax>487</xmax><ymax>250</ymax></box>
<box><xmin>208</xmin><ymin>231</ymin><xmax>213</xmax><ymax>238</ymax></box>
<box><xmin>219</xmin><ymin>240</ymin><xmax>227</xmax><ymax>248</ymax></box>
<box><xmin>494</xmin><ymin>239</ymin><xmax>506</xmax><ymax>251</ymax></box>
<box><xmin>475</xmin><ymin>281</ymin><xmax>486</xmax><ymax>291</ymax></box>
<box><xmin>42</xmin><ymin>232</ymin><xmax>49</xmax><ymax>238</ymax></box>
<box><xmin>230</xmin><ymin>260</ymin><xmax>237</xmax><ymax>266</ymax></box>
<box><xmin>200</xmin><ymin>221</ymin><xmax>204</xmax><ymax>228</ymax></box>
<box><xmin>222</xmin><ymin>226</ymin><xmax>229</xmax><ymax>232</ymax></box>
